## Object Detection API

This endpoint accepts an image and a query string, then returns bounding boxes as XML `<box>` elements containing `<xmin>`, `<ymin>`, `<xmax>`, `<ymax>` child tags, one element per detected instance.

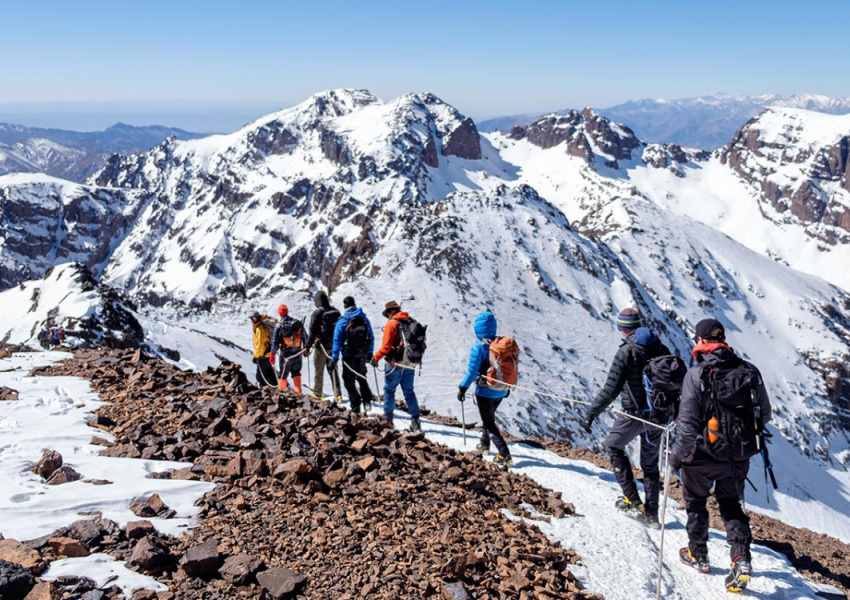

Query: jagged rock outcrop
<box><xmin>720</xmin><ymin>107</ymin><xmax>850</xmax><ymax>244</ymax></box>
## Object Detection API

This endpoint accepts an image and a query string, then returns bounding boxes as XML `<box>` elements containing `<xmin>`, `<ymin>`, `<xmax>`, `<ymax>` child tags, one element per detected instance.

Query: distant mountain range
<box><xmin>0</xmin><ymin>122</ymin><xmax>205</xmax><ymax>181</ymax></box>
<box><xmin>478</xmin><ymin>93</ymin><xmax>850</xmax><ymax>149</ymax></box>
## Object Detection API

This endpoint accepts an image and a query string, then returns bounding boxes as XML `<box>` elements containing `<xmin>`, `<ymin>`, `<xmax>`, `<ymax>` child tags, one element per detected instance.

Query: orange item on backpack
<box><xmin>484</xmin><ymin>337</ymin><xmax>520</xmax><ymax>391</ymax></box>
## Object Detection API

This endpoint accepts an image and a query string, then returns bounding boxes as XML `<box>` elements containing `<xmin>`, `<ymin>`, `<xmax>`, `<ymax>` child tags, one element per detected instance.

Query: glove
<box><xmin>581</xmin><ymin>414</ymin><xmax>594</xmax><ymax>434</ymax></box>
<box><xmin>302</xmin><ymin>348</ymin><xmax>308</xmax><ymax>357</ymax></box>
<box><xmin>270</xmin><ymin>353</ymin><xmax>276</xmax><ymax>364</ymax></box>
<box><xmin>505</xmin><ymin>389</ymin><xmax>511</xmax><ymax>399</ymax></box>
<box><xmin>252</xmin><ymin>357</ymin><xmax>258</xmax><ymax>364</ymax></box>
<box><xmin>329</xmin><ymin>359</ymin><xmax>338</xmax><ymax>371</ymax></box>
<box><xmin>669</xmin><ymin>453</ymin><xmax>683</xmax><ymax>471</ymax></box>
<box><xmin>370</xmin><ymin>357</ymin><xmax>380</xmax><ymax>368</ymax></box>
<box><xmin>457</xmin><ymin>386</ymin><xmax>468</xmax><ymax>403</ymax></box>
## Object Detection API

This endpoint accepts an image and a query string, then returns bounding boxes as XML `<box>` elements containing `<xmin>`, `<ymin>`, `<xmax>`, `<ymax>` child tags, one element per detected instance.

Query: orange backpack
<box><xmin>481</xmin><ymin>337</ymin><xmax>520</xmax><ymax>391</ymax></box>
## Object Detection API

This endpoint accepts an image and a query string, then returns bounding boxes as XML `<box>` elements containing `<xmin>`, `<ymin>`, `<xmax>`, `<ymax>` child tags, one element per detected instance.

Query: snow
<box><xmin>43</xmin><ymin>554</ymin><xmax>167</xmax><ymax>597</ymax></box>
<box><xmin>0</xmin><ymin>351</ymin><xmax>214</xmax><ymax>594</ymax></box>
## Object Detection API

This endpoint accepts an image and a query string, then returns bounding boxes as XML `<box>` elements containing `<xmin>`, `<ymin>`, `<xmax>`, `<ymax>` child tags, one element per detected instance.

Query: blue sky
<box><xmin>2</xmin><ymin>0</ymin><xmax>848</xmax><ymax>130</ymax></box>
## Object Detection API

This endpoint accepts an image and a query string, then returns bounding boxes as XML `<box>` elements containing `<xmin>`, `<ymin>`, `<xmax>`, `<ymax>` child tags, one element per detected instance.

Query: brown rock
<box><xmin>45</xmin><ymin>465</ymin><xmax>82</xmax><ymax>485</ymax></box>
<box><xmin>48</xmin><ymin>537</ymin><xmax>89</xmax><ymax>558</ymax></box>
<box><xmin>322</xmin><ymin>469</ymin><xmax>346</xmax><ymax>489</ymax></box>
<box><xmin>219</xmin><ymin>554</ymin><xmax>263</xmax><ymax>586</ymax></box>
<box><xmin>23</xmin><ymin>581</ymin><xmax>59</xmax><ymax>600</ymax></box>
<box><xmin>0</xmin><ymin>386</ymin><xmax>19</xmax><ymax>401</ymax></box>
<box><xmin>357</xmin><ymin>456</ymin><xmax>378</xmax><ymax>472</ymax></box>
<box><xmin>257</xmin><ymin>567</ymin><xmax>306</xmax><ymax>599</ymax></box>
<box><xmin>276</xmin><ymin>460</ymin><xmax>312</xmax><ymax>476</ymax></box>
<box><xmin>31</xmin><ymin>450</ymin><xmax>62</xmax><ymax>479</ymax></box>
<box><xmin>0</xmin><ymin>539</ymin><xmax>45</xmax><ymax>575</ymax></box>
<box><xmin>126</xmin><ymin>520</ymin><xmax>156</xmax><ymax>540</ymax></box>
<box><xmin>147</xmin><ymin>493</ymin><xmax>166</xmax><ymax>514</ymax></box>
<box><xmin>178</xmin><ymin>538</ymin><xmax>219</xmax><ymax>578</ymax></box>
<box><xmin>129</xmin><ymin>500</ymin><xmax>157</xmax><ymax>519</ymax></box>
<box><xmin>129</xmin><ymin>536</ymin><xmax>169</xmax><ymax>570</ymax></box>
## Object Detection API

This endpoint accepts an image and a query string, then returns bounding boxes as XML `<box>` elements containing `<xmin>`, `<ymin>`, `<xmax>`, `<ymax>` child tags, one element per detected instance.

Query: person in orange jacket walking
<box><xmin>371</xmin><ymin>300</ymin><xmax>427</xmax><ymax>432</ymax></box>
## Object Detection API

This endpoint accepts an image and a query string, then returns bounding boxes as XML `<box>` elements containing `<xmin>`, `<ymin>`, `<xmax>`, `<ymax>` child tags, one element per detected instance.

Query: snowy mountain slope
<box><xmin>478</xmin><ymin>93</ymin><xmax>850</xmax><ymax>149</ymax></box>
<box><xmin>0</xmin><ymin>173</ymin><xmax>152</xmax><ymax>290</ymax></box>
<box><xmin>488</xmin><ymin>107</ymin><xmax>850</xmax><ymax>292</ymax></box>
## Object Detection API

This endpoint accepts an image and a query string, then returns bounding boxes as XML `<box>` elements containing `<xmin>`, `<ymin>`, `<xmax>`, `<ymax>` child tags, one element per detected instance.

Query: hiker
<box><xmin>581</xmin><ymin>308</ymin><xmax>670</xmax><ymax>524</ymax></box>
<box><xmin>37</xmin><ymin>329</ymin><xmax>50</xmax><ymax>350</ymax></box>
<box><xmin>250</xmin><ymin>311</ymin><xmax>277</xmax><ymax>388</ymax></box>
<box><xmin>331</xmin><ymin>296</ymin><xmax>375</xmax><ymax>414</ymax></box>
<box><xmin>669</xmin><ymin>318</ymin><xmax>772</xmax><ymax>592</ymax></box>
<box><xmin>305</xmin><ymin>290</ymin><xmax>342</xmax><ymax>400</ymax></box>
<box><xmin>56</xmin><ymin>327</ymin><xmax>65</xmax><ymax>345</ymax></box>
<box><xmin>457</xmin><ymin>311</ymin><xmax>516</xmax><ymax>469</ymax></box>
<box><xmin>271</xmin><ymin>304</ymin><xmax>306</xmax><ymax>393</ymax></box>
<box><xmin>371</xmin><ymin>300</ymin><xmax>425</xmax><ymax>432</ymax></box>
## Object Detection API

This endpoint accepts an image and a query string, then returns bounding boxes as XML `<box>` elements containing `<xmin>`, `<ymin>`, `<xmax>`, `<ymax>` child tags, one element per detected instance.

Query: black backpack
<box><xmin>396</xmin><ymin>318</ymin><xmax>427</xmax><ymax>365</ymax></box>
<box><xmin>320</xmin><ymin>308</ymin><xmax>341</xmax><ymax>346</ymax></box>
<box><xmin>279</xmin><ymin>318</ymin><xmax>303</xmax><ymax>350</ymax></box>
<box><xmin>344</xmin><ymin>316</ymin><xmax>371</xmax><ymax>356</ymax></box>
<box><xmin>643</xmin><ymin>355</ymin><xmax>687</xmax><ymax>418</ymax></box>
<box><xmin>702</xmin><ymin>359</ymin><xmax>761</xmax><ymax>461</ymax></box>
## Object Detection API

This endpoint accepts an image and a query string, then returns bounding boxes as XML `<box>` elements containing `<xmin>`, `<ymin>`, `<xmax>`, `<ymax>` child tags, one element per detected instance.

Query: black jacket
<box><xmin>671</xmin><ymin>345</ymin><xmax>772</xmax><ymax>466</ymax></box>
<box><xmin>587</xmin><ymin>328</ymin><xmax>670</xmax><ymax>420</ymax></box>
<box><xmin>306</xmin><ymin>290</ymin><xmax>339</xmax><ymax>352</ymax></box>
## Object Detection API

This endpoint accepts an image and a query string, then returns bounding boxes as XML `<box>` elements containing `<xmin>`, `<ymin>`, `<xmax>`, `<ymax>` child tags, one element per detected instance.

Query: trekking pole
<box><xmin>461</xmin><ymin>399</ymin><xmax>467</xmax><ymax>446</ymax></box>
<box><xmin>656</xmin><ymin>427</ymin><xmax>673</xmax><ymax>600</ymax></box>
<box><xmin>372</xmin><ymin>364</ymin><xmax>381</xmax><ymax>410</ymax></box>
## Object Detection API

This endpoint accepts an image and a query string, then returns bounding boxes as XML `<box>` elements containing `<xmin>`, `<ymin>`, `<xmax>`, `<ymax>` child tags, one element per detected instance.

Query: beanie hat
<box><xmin>277</xmin><ymin>304</ymin><xmax>288</xmax><ymax>317</ymax></box>
<box><xmin>343</xmin><ymin>296</ymin><xmax>356</xmax><ymax>309</ymax></box>
<box><xmin>616</xmin><ymin>307</ymin><xmax>642</xmax><ymax>332</ymax></box>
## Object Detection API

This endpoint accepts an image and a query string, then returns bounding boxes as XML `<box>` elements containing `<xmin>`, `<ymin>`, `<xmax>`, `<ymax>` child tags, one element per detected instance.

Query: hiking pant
<box><xmin>681</xmin><ymin>453</ymin><xmax>752</xmax><ymax>562</ymax></box>
<box><xmin>604</xmin><ymin>414</ymin><xmax>663</xmax><ymax>516</ymax></box>
<box><xmin>277</xmin><ymin>352</ymin><xmax>303</xmax><ymax>393</ymax></box>
<box><xmin>255</xmin><ymin>357</ymin><xmax>278</xmax><ymax>388</ymax></box>
<box><xmin>341</xmin><ymin>355</ymin><xmax>373</xmax><ymax>412</ymax></box>
<box><xmin>313</xmin><ymin>344</ymin><xmax>339</xmax><ymax>396</ymax></box>
<box><xmin>383</xmin><ymin>364</ymin><xmax>419</xmax><ymax>417</ymax></box>
<box><xmin>477</xmin><ymin>396</ymin><xmax>510</xmax><ymax>458</ymax></box>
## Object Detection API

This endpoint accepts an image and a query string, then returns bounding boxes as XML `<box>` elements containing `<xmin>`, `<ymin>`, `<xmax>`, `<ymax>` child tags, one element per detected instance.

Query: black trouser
<box><xmin>341</xmin><ymin>355</ymin><xmax>372</xmax><ymax>412</ymax></box>
<box><xmin>477</xmin><ymin>396</ymin><xmax>510</xmax><ymax>458</ymax></box>
<box><xmin>255</xmin><ymin>357</ymin><xmax>278</xmax><ymax>388</ymax></box>
<box><xmin>604</xmin><ymin>414</ymin><xmax>663</xmax><ymax>516</ymax></box>
<box><xmin>681</xmin><ymin>451</ymin><xmax>752</xmax><ymax>562</ymax></box>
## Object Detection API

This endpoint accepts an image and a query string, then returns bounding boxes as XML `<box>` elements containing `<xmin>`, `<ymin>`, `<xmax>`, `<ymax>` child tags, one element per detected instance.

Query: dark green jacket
<box><xmin>587</xmin><ymin>329</ymin><xmax>670</xmax><ymax>420</ymax></box>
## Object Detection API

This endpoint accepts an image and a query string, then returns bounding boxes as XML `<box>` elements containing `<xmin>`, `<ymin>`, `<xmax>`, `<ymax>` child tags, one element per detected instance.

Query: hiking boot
<box><xmin>310</xmin><ymin>392</ymin><xmax>324</xmax><ymax>400</ymax></box>
<box><xmin>615</xmin><ymin>496</ymin><xmax>644</xmax><ymax>514</ymax></box>
<box><xmin>680</xmin><ymin>548</ymin><xmax>710</xmax><ymax>574</ymax></box>
<box><xmin>493</xmin><ymin>454</ymin><xmax>513</xmax><ymax>469</ymax></box>
<box><xmin>476</xmin><ymin>442</ymin><xmax>490</xmax><ymax>455</ymax></box>
<box><xmin>725</xmin><ymin>557</ymin><xmax>752</xmax><ymax>593</ymax></box>
<box><xmin>382</xmin><ymin>412</ymin><xmax>394</xmax><ymax>428</ymax></box>
<box><xmin>643</xmin><ymin>513</ymin><xmax>660</xmax><ymax>528</ymax></box>
<box><xmin>409</xmin><ymin>415</ymin><xmax>422</xmax><ymax>433</ymax></box>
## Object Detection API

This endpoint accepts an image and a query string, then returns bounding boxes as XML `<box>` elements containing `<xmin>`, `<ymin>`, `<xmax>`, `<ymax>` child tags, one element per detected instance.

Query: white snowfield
<box><xmin>0</xmin><ymin>351</ymin><xmax>214</xmax><ymax>594</ymax></box>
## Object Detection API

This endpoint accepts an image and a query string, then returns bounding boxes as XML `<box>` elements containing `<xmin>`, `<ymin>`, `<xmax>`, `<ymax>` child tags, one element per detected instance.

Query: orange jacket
<box><xmin>374</xmin><ymin>311</ymin><xmax>410</xmax><ymax>363</ymax></box>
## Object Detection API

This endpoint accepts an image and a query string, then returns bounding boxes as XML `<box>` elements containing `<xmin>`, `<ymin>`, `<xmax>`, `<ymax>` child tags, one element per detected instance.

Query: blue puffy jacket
<box><xmin>332</xmin><ymin>307</ymin><xmax>375</xmax><ymax>361</ymax></box>
<box><xmin>459</xmin><ymin>312</ymin><xmax>507</xmax><ymax>399</ymax></box>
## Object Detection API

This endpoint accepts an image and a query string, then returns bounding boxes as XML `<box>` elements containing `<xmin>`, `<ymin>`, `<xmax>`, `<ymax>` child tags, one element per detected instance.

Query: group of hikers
<box><xmin>37</xmin><ymin>327</ymin><xmax>65</xmax><ymax>349</ymax></box>
<box><xmin>249</xmin><ymin>297</ymin><xmax>774</xmax><ymax>593</ymax></box>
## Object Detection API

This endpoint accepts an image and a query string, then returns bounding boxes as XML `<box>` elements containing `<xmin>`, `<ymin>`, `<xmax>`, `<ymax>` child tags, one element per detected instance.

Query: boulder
<box><xmin>126</xmin><ymin>520</ymin><xmax>156</xmax><ymax>540</ymax></box>
<box><xmin>178</xmin><ymin>538</ymin><xmax>219</xmax><ymax>578</ymax></box>
<box><xmin>23</xmin><ymin>581</ymin><xmax>59</xmax><ymax>600</ymax></box>
<box><xmin>0</xmin><ymin>559</ymin><xmax>35</xmax><ymax>599</ymax></box>
<box><xmin>0</xmin><ymin>539</ymin><xmax>45</xmax><ymax>575</ymax></box>
<box><xmin>129</xmin><ymin>536</ymin><xmax>170</xmax><ymax>570</ymax></box>
<box><xmin>45</xmin><ymin>466</ymin><xmax>82</xmax><ymax>485</ymax></box>
<box><xmin>48</xmin><ymin>537</ymin><xmax>89</xmax><ymax>558</ymax></box>
<box><xmin>257</xmin><ymin>567</ymin><xmax>306</xmax><ymax>599</ymax></box>
<box><xmin>219</xmin><ymin>554</ymin><xmax>263</xmax><ymax>586</ymax></box>
<box><xmin>31</xmin><ymin>450</ymin><xmax>62</xmax><ymax>480</ymax></box>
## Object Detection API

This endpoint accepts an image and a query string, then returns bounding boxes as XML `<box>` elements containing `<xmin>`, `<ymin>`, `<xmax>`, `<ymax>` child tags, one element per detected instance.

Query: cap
<box><xmin>616</xmin><ymin>307</ymin><xmax>642</xmax><ymax>332</ymax></box>
<box><xmin>277</xmin><ymin>304</ymin><xmax>289</xmax><ymax>317</ymax></box>
<box><xmin>249</xmin><ymin>311</ymin><xmax>261</xmax><ymax>320</ymax></box>
<box><xmin>695</xmin><ymin>318</ymin><xmax>725</xmax><ymax>341</ymax></box>
<box><xmin>343</xmin><ymin>296</ymin><xmax>355</xmax><ymax>309</ymax></box>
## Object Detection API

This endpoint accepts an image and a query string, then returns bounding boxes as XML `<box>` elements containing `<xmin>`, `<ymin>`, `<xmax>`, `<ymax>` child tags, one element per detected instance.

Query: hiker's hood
<box><xmin>392</xmin><ymin>311</ymin><xmax>410</xmax><ymax>322</ymax></box>
<box><xmin>314</xmin><ymin>290</ymin><xmax>330</xmax><ymax>309</ymax></box>
<box><xmin>345</xmin><ymin>306</ymin><xmax>364</xmax><ymax>319</ymax></box>
<box><xmin>474</xmin><ymin>311</ymin><xmax>497</xmax><ymax>341</ymax></box>
<box><xmin>693</xmin><ymin>342</ymin><xmax>736</xmax><ymax>364</ymax></box>
<box><xmin>633</xmin><ymin>327</ymin><xmax>658</xmax><ymax>348</ymax></box>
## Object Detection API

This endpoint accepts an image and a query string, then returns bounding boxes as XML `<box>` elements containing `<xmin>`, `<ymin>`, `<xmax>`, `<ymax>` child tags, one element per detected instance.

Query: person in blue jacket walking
<box><xmin>457</xmin><ymin>311</ymin><xmax>512</xmax><ymax>468</ymax></box>
<box><xmin>331</xmin><ymin>296</ymin><xmax>375</xmax><ymax>414</ymax></box>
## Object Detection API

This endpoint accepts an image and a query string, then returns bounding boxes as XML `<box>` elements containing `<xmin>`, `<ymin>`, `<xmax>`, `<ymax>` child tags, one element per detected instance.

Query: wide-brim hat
<box><xmin>382</xmin><ymin>301</ymin><xmax>401</xmax><ymax>318</ymax></box>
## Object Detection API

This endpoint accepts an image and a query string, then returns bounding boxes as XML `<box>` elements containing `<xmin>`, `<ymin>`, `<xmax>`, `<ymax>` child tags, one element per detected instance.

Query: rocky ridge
<box><xmin>14</xmin><ymin>347</ymin><xmax>596</xmax><ymax>600</ymax></box>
